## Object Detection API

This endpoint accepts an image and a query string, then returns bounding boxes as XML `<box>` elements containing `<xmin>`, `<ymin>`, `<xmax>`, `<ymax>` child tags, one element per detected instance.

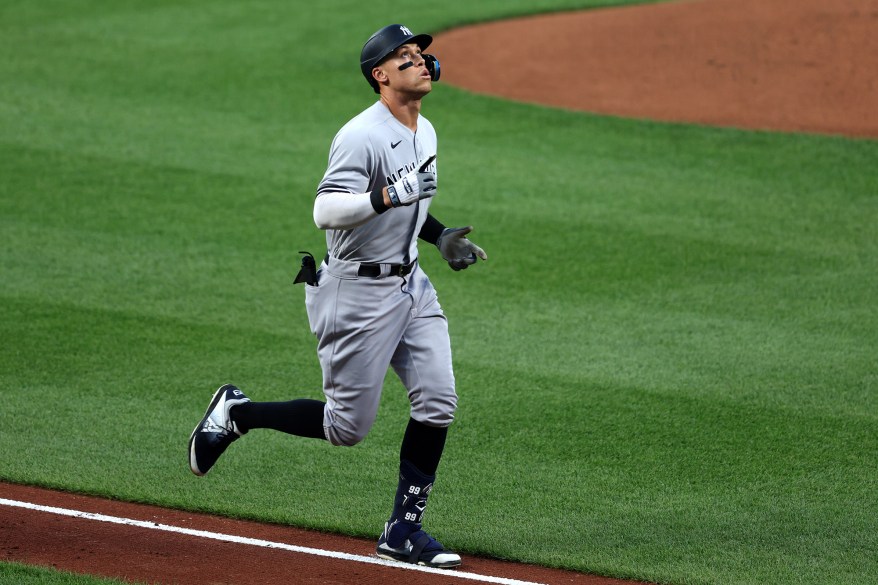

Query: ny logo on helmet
<box><xmin>399</xmin><ymin>25</ymin><xmax>413</xmax><ymax>36</ymax></box>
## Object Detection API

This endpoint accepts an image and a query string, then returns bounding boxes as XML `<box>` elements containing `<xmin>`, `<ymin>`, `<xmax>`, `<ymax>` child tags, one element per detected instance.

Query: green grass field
<box><xmin>0</xmin><ymin>563</ymin><xmax>140</xmax><ymax>585</ymax></box>
<box><xmin>1</xmin><ymin>1</ymin><xmax>876</xmax><ymax>585</ymax></box>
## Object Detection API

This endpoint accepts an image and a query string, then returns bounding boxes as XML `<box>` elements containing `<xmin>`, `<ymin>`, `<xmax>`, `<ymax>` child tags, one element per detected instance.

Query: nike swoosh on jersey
<box><xmin>391</xmin><ymin>140</ymin><xmax>402</xmax><ymax>149</ymax></box>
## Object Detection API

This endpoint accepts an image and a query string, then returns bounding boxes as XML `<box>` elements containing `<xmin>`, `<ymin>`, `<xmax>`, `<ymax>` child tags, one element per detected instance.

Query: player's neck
<box><xmin>380</xmin><ymin>93</ymin><xmax>422</xmax><ymax>132</ymax></box>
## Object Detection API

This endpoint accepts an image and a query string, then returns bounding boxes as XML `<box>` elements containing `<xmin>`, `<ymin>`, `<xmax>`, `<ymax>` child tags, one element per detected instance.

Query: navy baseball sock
<box><xmin>399</xmin><ymin>418</ymin><xmax>447</xmax><ymax>476</ymax></box>
<box><xmin>385</xmin><ymin>419</ymin><xmax>449</xmax><ymax>547</ymax></box>
<box><xmin>386</xmin><ymin>458</ymin><xmax>436</xmax><ymax>548</ymax></box>
<box><xmin>231</xmin><ymin>399</ymin><xmax>326</xmax><ymax>440</ymax></box>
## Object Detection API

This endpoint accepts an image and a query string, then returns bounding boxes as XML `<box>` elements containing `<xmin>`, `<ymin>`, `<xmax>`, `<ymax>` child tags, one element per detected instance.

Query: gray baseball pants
<box><xmin>304</xmin><ymin>257</ymin><xmax>457</xmax><ymax>446</ymax></box>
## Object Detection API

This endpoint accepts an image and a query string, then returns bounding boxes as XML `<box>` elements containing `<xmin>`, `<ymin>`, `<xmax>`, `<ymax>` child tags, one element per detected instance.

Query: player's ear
<box><xmin>372</xmin><ymin>66</ymin><xmax>389</xmax><ymax>87</ymax></box>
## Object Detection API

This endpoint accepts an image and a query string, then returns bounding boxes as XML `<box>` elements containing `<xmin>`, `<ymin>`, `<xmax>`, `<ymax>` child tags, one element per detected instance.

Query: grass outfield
<box><xmin>0</xmin><ymin>562</ymin><xmax>138</xmax><ymax>585</ymax></box>
<box><xmin>1</xmin><ymin>2</ymin><xmax>877</xmax><ymax>585</ymax></box>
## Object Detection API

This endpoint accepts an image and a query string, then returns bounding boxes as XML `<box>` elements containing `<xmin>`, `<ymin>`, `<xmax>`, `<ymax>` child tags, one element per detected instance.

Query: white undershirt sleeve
<box><xmin>313</xmin><ymin>190</ymin><xmax>380</xmax><ymax>230</ymax></box>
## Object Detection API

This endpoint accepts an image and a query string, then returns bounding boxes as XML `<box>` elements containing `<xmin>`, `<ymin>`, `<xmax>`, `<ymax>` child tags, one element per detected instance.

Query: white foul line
<box><xmin>0</xmin><ymin>498</ymin><xmax>547</xmax><ymax>585</ymax></box>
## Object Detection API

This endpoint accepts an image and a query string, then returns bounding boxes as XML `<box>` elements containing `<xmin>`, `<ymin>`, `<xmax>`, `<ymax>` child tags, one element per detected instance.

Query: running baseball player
<box><xmin>188</xmin><ymin>24</ymin><xmax>486</xmax><ymax>569</ymax></box>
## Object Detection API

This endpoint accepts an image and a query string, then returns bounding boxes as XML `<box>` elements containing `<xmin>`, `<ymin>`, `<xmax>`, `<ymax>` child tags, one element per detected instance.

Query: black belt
<box><xmin>325</xmin><ymin>255</ymin><xmax>416</xmax><ymax>278</ymax></box>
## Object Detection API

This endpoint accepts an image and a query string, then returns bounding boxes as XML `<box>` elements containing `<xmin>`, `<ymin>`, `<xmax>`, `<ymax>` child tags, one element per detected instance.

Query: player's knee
<box><xmin>326</xmin><ymin>424</ymin><xmax>368</xmax><ymax>447</ymax></box>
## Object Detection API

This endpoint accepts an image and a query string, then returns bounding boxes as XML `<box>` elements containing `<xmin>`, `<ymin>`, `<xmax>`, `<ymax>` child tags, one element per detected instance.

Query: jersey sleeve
<box><xmin>316</xmin><ymin>127</ymin><xmax>375</xmax><ymax>197</ymax></box>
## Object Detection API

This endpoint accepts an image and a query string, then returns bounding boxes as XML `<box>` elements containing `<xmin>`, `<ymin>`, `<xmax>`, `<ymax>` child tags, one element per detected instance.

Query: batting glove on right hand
<box><xmin>436</xmin><ymin>226</ymin><xmax>488</xmax><ymax>271</ymax></box>
<box><xmin>387</xmin><ymin>155</ymin><xmax>437</xmax><ymax>207</ymax></box>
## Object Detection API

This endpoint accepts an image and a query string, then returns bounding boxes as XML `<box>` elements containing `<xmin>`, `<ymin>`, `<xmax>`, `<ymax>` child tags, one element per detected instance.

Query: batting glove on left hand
<box><xmin>436</xmin><ymin>226</ymin><xmax>487</xmax><ymax>271</ymax></box>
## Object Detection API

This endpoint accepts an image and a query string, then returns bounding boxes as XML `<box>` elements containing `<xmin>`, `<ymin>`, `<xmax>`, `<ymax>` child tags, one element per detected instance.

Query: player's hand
<box><xmin>436</xmin><ymin>226</ymin><xmax>487</xmax><ymax>271</ymax></box>
<box><xmin>387</xmin><ymin>155</ymin><xmax>437</xmax><ymax>207</ymax></box>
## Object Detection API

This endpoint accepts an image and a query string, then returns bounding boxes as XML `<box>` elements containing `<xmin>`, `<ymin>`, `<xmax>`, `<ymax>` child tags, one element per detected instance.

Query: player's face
<box><xmin>375</xmin><ymin>43</ymin><xmax>432</xmax><ymax>96</ymax></box>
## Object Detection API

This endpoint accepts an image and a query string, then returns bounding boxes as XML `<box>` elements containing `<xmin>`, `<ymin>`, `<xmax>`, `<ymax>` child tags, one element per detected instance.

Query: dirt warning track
<box><xmin>0</xmin><ymin>483</ymin><xmax>645</xmax><ymax>585</ymax></box>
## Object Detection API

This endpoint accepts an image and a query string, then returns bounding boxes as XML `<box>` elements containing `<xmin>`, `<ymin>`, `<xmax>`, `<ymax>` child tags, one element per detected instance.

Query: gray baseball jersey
<box><xmin>317</xmin><ymin>100</ymin><xmax>438</xmax><ymax>264</ymax></box>
<box><xmin>308</xmin><ymin>100</ymin><xmax>456</xmax><ymax>447</ymax></box>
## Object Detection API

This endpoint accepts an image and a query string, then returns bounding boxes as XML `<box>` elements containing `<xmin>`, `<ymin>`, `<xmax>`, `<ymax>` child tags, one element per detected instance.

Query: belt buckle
<box><xmin>399</xmin><ymin>262</ymin><xmax>413</xmax><ymax>277</ymax></box>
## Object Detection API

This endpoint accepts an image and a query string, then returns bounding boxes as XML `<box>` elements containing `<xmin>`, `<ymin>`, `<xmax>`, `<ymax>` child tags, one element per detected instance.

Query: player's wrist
<box><xmin>386</xmin><ymin>183</ymin><xmax>404</xmax><ymax>207</ymax></box>
<box><xmin>419</xmin><ymin>214</ymin><xmax>445</xmax><ymax>245</ymax></box>
<box><xmin>371</xmin><ymin>186</ymin><xmax>391</xmax><ymax>214</ymax></box>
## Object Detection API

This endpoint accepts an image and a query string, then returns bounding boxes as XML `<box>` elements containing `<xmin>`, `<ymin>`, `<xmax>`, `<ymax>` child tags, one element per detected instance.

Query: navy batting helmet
<box><xmin>360</xmin><ymin>24</ymin><xmax>437</xmax><ymax>93</ymax></box>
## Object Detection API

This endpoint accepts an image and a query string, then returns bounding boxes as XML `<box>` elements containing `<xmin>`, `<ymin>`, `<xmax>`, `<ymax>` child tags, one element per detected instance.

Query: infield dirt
<box><xmin>432</xmin><ymin>0</ymin><xmax>878</xmax><ymax>138</ymax></box>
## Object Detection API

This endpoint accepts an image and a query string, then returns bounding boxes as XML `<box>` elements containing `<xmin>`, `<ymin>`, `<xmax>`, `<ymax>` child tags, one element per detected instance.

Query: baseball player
<box><xmin>188</xmin><ymin>24</ymin><xmax>486</xmax><ymax>569</ymax></box>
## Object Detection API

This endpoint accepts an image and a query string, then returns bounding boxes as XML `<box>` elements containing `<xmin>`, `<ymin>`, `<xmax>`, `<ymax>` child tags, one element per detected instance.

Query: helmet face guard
<box><xmin>360</xmin><ymin>24</ymin><xmax>439</xmax><ymax>93</ymax></box>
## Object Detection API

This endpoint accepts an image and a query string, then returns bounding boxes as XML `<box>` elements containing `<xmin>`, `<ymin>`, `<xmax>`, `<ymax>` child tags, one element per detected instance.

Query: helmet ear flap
<box><xmin>424</xmin><ymin>54</ymin><xmax>440</xmax><ymax>82</ymax></box>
